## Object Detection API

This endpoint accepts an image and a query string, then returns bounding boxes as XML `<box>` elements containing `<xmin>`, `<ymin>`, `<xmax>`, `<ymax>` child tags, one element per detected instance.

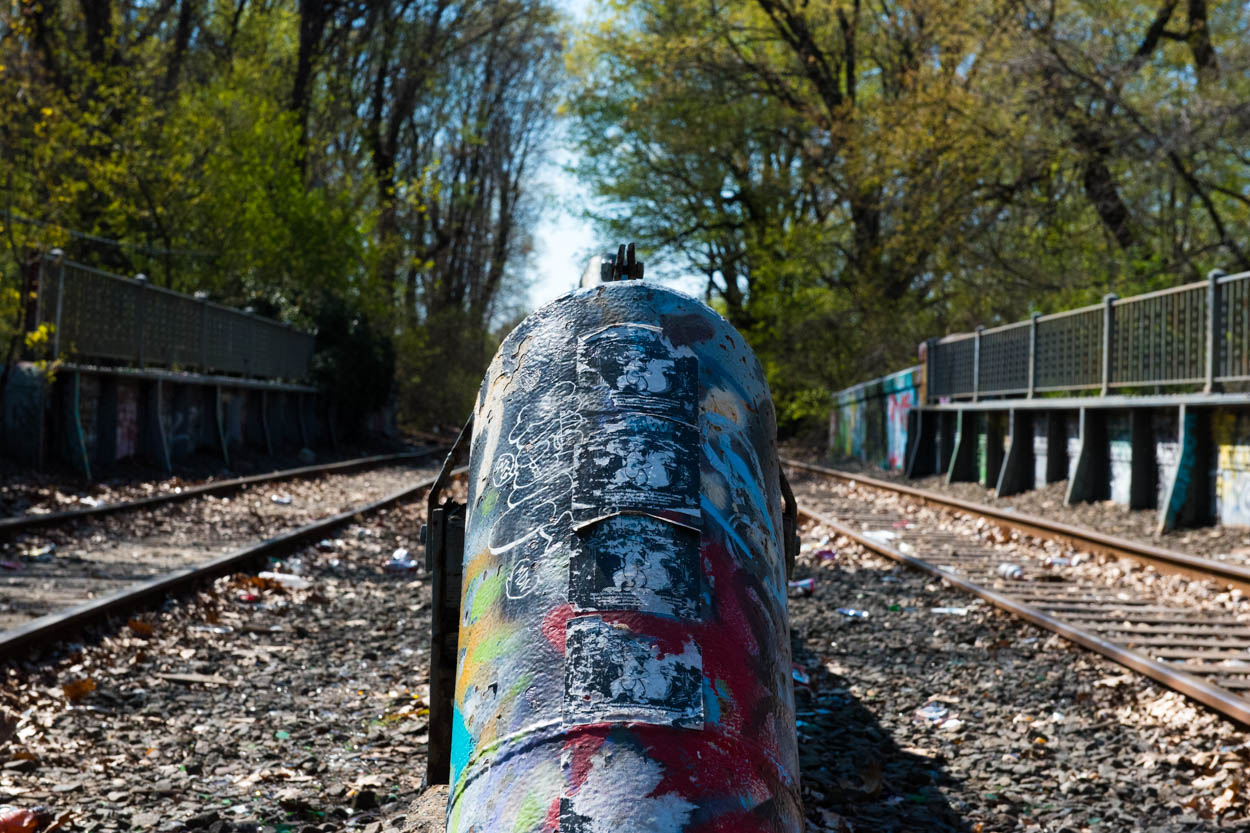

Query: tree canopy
<box><xmin>567</xmin><ymin>0</ymin><xmax>1250</xmax><ymax>427</ymax></box>
<box><xmin>1</xmin><ymin>0</ymin><xmax>564</xmax><ymax>429</ymax></box>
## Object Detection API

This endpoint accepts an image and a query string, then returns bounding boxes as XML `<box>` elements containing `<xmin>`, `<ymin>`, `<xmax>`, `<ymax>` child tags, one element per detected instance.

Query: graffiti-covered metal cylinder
<box><xmin>449</xmin><ymin>280</ymin><xmax>801</xmax><ymax>832</ymax></box>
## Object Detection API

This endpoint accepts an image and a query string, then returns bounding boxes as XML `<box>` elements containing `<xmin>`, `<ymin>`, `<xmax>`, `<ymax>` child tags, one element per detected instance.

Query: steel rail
<box><xmin>782</xmin><ymin>457</ymin><xmax>1250</xmax><ymax>594</ymax></box>
<box><xmin>0</xmin><ymin>449</ymin><xmax>442</xmax><ymax>535</ymax></box>
<box><xmin>0</xmin><ymin>466</ymin><xmax>465</xmax><ymax>660</ymax></box>
<box><xmin>796</xmin><ymin>500</ymin><xmax>1250</xmax><ymax>726</ymax></box>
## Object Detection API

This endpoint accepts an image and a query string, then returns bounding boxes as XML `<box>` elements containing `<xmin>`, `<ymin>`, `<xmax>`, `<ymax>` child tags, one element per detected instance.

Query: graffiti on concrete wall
<box><xmin>1031</xmin><ymin>417</ymin><xmax>1049</xmax><ymax>489</ymax></box>
<box><xmin>885</xmin><ymin>389</ymin><xmax>914</xmax><ymax>469</ymax></box>
<box><xmin>830</xmin><ymin>366</ymin><xmax>920</xmax><ymax>471</ymax></box>
<box><xmin>1108</xmin><ymin>414</ymin><xmax>1132</xmax><ymax>506</ymax></box>
<box><xmin>1213</xmin><ymin>409</ymin><xmax>1250</xmax><ymax>527</ymax></box>
<box><xmin>0</xmin><ymin>364</ymin><xmax>44</xmax><ymax>462</ymax></box>
<box><xmin>1153</xmin><ymin>411</ymin><xmax>1180</xmax><ymax>512</ymax></box>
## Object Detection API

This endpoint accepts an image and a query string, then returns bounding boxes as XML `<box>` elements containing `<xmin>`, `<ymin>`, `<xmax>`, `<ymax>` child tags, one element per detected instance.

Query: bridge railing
<box><xmin>33</xmin><ymin>257</ymin><xmax>314</xmax><ymax>381</ymax></box>
<box><xmin>926</xmin><ymin>270</ymin><xmax>1250</xmax><ymax>402</ymax></box>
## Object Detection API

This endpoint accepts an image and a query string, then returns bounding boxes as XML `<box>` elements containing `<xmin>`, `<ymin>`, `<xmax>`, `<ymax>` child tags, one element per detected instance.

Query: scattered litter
<box><xmin>0</xmin><ymin>561</ymin><xmax>23</xmax><ymax>571</ymax></box>
<box><xmin>156</xmin><ymin>672</ymin><xmax>230</xmax><ymax>686</ymax></box>
<box><xmin>892</xmin><ymin>520</ymin><xmax>910</xmax><ymax>528</ymax></box>
<box><xmin>77</xmin><ymin>496</ymin><xmax>102</xmax><ymax>508</ymax></box>
<box><xmin>0</xmin><ymin>806</ymin><xmax>51</xmax><ymax>833</ymax></box>
<box><xmin>1047</xmin><ymin>556</ymin><xmax>1071</xmax><ymax>567</ymax></box>
<box><xmin>791</xmin><ymin>665</ymin><xmax>811</xmax><ymax>686</ymax></box>
<box><xmin>915</xmin><ymin>702</ymin><xmax>948</xmax><ymax>722</ymax></box>
<box><xmin>940</xmin><ymin>718</ymin><xmax>965</xmax><ymax>731</ymax></box>
<box><xmin>814</xmin><ymin>549</ymin><xmax>837</xmax><ymax>562</ymax></box>
<box><xmin>257</xmin><ymin>571</ymin><xmax>312</xmax><ymax>590</ymax></box>
<box><xmin>863</xmin><ymin>530</ymin><xmax>897</xmax><ymax>544</ymax></box>
<box><xmin>189</xmin><ymin>624</ymin><xmax>233</xmax><ymax>634</ymax></box>
<box><xmin>881</xmin><ymin>575</ymin><xmax>902</xmax><ymax>583</ymax></box>
<box><xmin>22</xmin><ymin>545</ymin><xmax>54</xmax><ymax>561</ymax></box>
<box><xmin>270</xmin><ymin>493</ymin><xmax>293</xmax><ymax>505</ymax></box>
<box><xmin>930</xmin><ymin>607</ymin><xmax>969</xmax><ymax>616</ymax></box>
<box><xmin>385</xmin><ymin>548</ymin><xmax>420</xmax><ymax>572</ymax></box>
<box><xmin>836</xmin><ymin>608</ymin><xmax>869</xmax><ymax>619</ymax></box>
<box><xmin>316</xmin><ymin>539</ymin><xmax>339</xmax><ymax>552</ymax></box>
<box><xmin>788</xmin><ymin>578</ymin><xmax>816</xmax><ymax>596</ymax></box>
<box><xmin>996</xmin><ymin>562</ymin><xmax>1023</xmax><ymax>580</ymax></box>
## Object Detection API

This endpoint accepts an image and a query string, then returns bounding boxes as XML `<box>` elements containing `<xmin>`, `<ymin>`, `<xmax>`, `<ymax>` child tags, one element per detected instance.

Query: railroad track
<box><xmin>0</xmin><ymin>450</ymin><xmax>451</xmax><ymax>659</ymax></box>
<box><xmin>784</xmin><ymin>457</ymin><xmax>1250</xmax><ymax>726</ymax></box>
<box><xmin>0</xmin><ymin>449</ymin><xmax>440</xmax><ymax>534</ymax></box>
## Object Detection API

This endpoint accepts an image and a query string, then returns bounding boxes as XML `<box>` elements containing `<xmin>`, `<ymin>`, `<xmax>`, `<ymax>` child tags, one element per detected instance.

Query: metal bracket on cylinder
<box><xmin>780</xmin><ymin>470</ymin><xmax>799</xmax><ymax>579</ymax></box>
<box><xmin>423</xmin><ymin>415</ymin><xmax>473</xmax><ymax>786</ymax></box>
<box><xmin>602</xmin><ymin>242</ymin><xmax>645</xmax><ymax>282</ymax></box>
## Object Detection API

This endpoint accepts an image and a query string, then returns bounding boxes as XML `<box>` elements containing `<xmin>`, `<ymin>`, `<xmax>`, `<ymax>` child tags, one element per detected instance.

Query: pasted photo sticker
<box><xmin>576</xmin><ymin>325</ymin><xmax>698</xmax><ymax>425</ymax></box>
<box><xmin>563</xmin><ymin>616</ymin><xmax>703</xmax><ymax>728</ymax></box>
<box><xmin>570</xmin><ymin>514</ymin><xmax>700</xmax><ymax>619</ymax></box>
<box><xmin>573</xmin><ymin>413</ymin><xmax>699</xmax><ymax>527</ymax></box>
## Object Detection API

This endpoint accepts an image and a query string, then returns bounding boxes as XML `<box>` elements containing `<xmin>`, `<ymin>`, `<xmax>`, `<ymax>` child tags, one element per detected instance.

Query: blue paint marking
<box><xmin>703</xmin><ymin>410</ymin><xmax>777</xmax><ymax>542</ymax></box>
<box><xmin>701</xmin><ymin>496</ymin><xmax>786</xmax><ymax>610</ymax></box>
<box><xmin>449</xmin><ymin>704</ymin><xmax>474</xmax><ymax>787</ymax></box>
<box><xmin>702</xmin><ymin>678</ymin><xmax>722</xmax><ymax>725</ymax></box>
<box><xmin>1165</xmin><ymin>411</ymin><xmax>1197</xmax><ymax>528</ymax></box>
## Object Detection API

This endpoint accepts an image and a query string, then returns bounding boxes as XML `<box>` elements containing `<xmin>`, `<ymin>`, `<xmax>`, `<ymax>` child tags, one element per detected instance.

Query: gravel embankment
<box><xmin>828</xmin><ymin>458</ymin><xmax>1250</xmax><ymax>563</ymax></box>
<box><xmin>0</xmin><ymin>464</ymin><xmax>437</xmax><ymax>630</ymax></box>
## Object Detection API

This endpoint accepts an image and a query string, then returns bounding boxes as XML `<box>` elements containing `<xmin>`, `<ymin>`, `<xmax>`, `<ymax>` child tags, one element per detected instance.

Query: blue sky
<box><xmin>526</xmin><ymin>126</ymin><xmax>599</xmax><ymax>307</ymax></box>
<box><xmin>524</xmin><ymin>0</ymin><xmax>599</xmax><ymax>307</ymax></box>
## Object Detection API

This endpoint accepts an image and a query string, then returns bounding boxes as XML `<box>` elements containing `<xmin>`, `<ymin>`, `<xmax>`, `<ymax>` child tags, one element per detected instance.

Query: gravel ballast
<box><xmin>2</xmin><ymin>464</ymin><xmax>1247</xmax><ymax>831</ymax></box>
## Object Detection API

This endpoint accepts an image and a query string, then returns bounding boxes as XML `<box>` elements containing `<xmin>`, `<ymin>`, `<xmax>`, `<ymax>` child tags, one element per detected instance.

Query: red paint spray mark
<box><xmin>562</xmin><ymin>730</ymin><xmax>609</xmax><ymax>792</ymax></box>
<box><xmin>542</xmin><ymin>796</ymin><xmax>561</xmax><ymax>831</ymax></box>
<box><xmin>541</xmin><ymin>603</ymin><xmax>575</xmax><ymax>653</ymax></box>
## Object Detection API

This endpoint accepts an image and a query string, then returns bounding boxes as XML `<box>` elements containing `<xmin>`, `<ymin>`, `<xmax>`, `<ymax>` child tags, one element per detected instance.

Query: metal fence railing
<box><xmin>32</xmin><ymin>256</ymin><xmax>315</xmax><ymax>381</ymax></box>
<box><xmin>926</xmin><ymin>270</ymin><xmax>1250</xmax><ymax>402</ymax></box>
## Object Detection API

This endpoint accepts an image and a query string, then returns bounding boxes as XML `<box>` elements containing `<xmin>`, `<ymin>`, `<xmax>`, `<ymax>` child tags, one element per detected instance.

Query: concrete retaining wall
<box><xmin>0</xmin><ymin>363</ymin><xmax>350</xmax><ymax>478</ymax></box>
<box><xmin>828</xmin><ymin>366</ymin><xmax>921</xmax><ymax>470</ymax></box>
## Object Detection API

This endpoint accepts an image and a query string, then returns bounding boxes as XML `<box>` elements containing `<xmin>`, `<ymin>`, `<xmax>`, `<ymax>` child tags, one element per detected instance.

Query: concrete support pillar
<box><xmin>62</xmin><ymin>371</ymin><xmax>92</xmax><ymax>480</ymax></box>
<box><xmin>1045</xmin><ymin>411</ymin><xmax>1069</xmax><ymax>483</ymax></box>
<box><xmin>1129</xmin><ymin>408</ymin><xmax>1156</xmax><ymax>509</ymax></box>
<box><xmin>142</xmin><ymin>379</ymin><xmax>171</xmax><ymax>472</ymax></box>
<box><xmin>983</xmin><ymin>411</ymin><xmax>1006</xmax><ymax>488</ymax></box>
<box><xmin>996</xmin><ymin>409</ymin><xmax>1033</xmax><ymax>497</ymax></box>
<box><xmin>905</xmin><ymin>409</ymin><xmax>937</xmax><ymax>477</ymax></box>
<box><xmin>936</xmin><ymin>411</ymin><xmax>956</xmax><ymax>475</ymax></box>
<box><xmin>260</xmin><ymin>389</ymin><xmax>274</xmax><ymax>456</ymax></box>
<box><xmin>212</xmin><ymin>386</ymin><xmax>230</xmax><ymax>467</ymax></box>
<box><xmin>947</xmin><ymin>409</ymin><xmax>979</xmax><ymax>483</ymax></box>
<box><xmin>297</xmin><ymin>392</ymin><xmax>310</xmax><ymax>448</ymax></box>
<box><xmin>1158</xmin><ymin>405</ymin><xmax>1211</xmax><ymax>533</ymax></box>
<box><xmin>1066</xmin><ymin>408</ymin><xmax>1108</xmax><ymax>504</ymax></box>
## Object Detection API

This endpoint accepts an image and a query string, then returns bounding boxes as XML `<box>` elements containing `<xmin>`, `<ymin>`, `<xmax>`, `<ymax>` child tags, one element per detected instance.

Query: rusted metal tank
<box><xmin>446</xmin><ymin>268</ymin><xmax>802</xmax><ymax>832</ymax></box>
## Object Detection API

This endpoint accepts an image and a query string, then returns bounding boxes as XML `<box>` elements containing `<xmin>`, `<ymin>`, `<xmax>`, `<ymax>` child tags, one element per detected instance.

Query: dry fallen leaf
<box><xmin>127</xmin><ymin>619</ymin><xmax>154</xmax><ymax>637</ymax></box>
<box><xmin>61</xmin><ymin>677</ymin><xmax>96</xmax><ymax>703</ymax></box>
